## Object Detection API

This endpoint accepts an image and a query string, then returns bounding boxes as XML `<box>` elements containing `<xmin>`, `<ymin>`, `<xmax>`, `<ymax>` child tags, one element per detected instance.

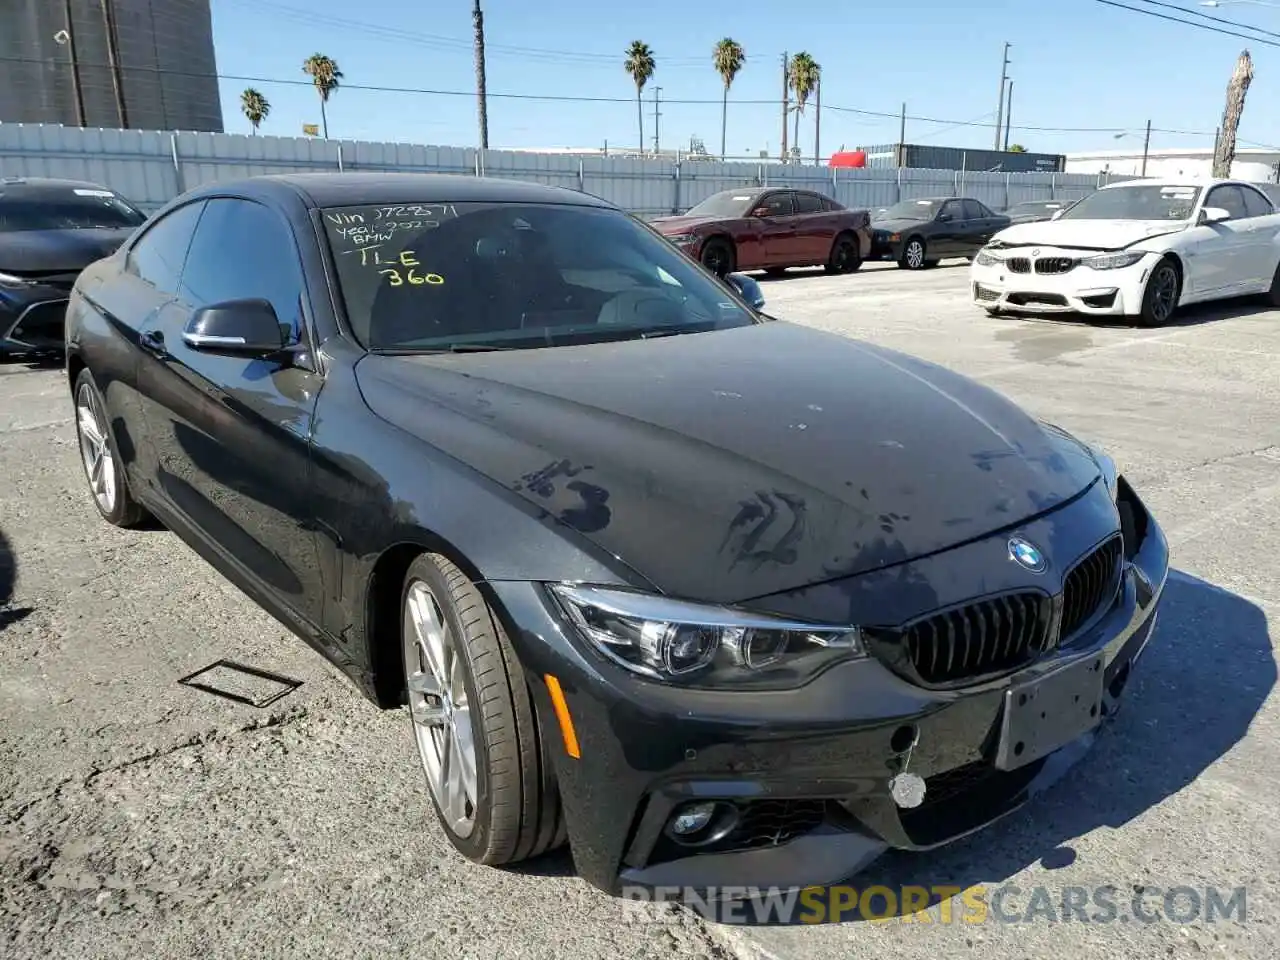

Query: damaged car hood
<box><xmin>992</xmin><ymin>218</ymin><xmax>1190</xmax><ymax>251</ymax></box>
<box><xmin>356</xmin><ymin>322</ymin><xmax>1101</xmax><ymax>602</ymax></box>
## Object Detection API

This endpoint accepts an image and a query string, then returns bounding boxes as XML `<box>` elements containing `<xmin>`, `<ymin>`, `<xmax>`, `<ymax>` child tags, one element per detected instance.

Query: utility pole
<box><xmin>1002</xmin><ymin>79</ymin><xmax>1013</xmax><ymax>151</ymax></box>
<box><xmin>899</xmin><ymin>102</ymin><xmax>907</xmax><ymax>145</ymax></box>
<box><xmin>652</xmin><ymin>86</ymin><xmax>662</xmax><ymax>156</ymax></box>
<box><xmin>59</xmin><ymin>0</ymin><xmax>85</xmax><ymax>127</ymax></box>
<box><xmin>814</xmin><ymin>79</ymin><xmax>821</xmax><ymax>165</ymax></box>
<box><xmin>780</xmin><ymin>52</ymin><xmax>789</xmax><ymax>163</ymax></box>
<box><xmin>100</xmin><ymin>0</ymin><xmax>128</xmax><ymax>128</ymax></box>
<box><xmin>473</xmin><ymin>0</ymin><xmax>489</xmax><ymax>150</ymax></box>
<box><xmin>1141</xmin><ymin>118</ymin><xmax>1151</xmax><ymax>176</ymax></box>
<box><xmin>994</xmin><ymin>41</ymin><xmax>1011</xmax><ymax>150</ymax></box>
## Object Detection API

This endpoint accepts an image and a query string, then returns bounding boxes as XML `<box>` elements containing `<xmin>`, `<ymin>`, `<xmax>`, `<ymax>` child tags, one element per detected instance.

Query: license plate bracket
<box><xmin>995</xmin><ymin>653</ymin><xmax>1106</xmax><ymax>771</ymax></box>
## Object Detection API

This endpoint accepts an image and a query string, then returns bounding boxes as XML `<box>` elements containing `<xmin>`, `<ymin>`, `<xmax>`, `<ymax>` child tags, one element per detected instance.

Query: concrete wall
<box><xmin>0</xmin><ymin>123</ymin><xmax>1131</xmax><ymax>216</ymax></box>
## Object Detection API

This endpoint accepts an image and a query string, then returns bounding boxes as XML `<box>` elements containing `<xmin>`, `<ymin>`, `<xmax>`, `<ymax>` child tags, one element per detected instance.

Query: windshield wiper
<box><xmin>371</xmin><ymin>344</ymin><xmax>521</xmax><ymax>355</ymax></box>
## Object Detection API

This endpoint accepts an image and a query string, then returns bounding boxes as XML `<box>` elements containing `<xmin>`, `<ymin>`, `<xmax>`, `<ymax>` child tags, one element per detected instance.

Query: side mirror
<box><xmin>725</xmin><ymin>272</ymin><xmax>766</xmax><ymax>310</ymax></box>
<box><xmin>182</xmin><ymin>298</ymin><xmax>288</xmax><ymax>356</ymax></box>
<box><xmin>937</xmin><ymin>212</ymin><xmax>953</xmax><ymax>222</ymax></box>
<box><xmin>1200</xmin><ymin>206</ymin><xmax>1231</xmax><ymax>224</ymax></box>
<box><xmin>751</xmin><ymin>206</ymin><xmax>772</xmax><ymax>218</ymax></box>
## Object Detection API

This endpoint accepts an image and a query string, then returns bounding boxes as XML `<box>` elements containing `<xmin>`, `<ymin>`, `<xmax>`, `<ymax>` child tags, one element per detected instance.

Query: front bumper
<box><xmin>490</xmin><ymin>479</ymin><xmax>1168</xmax><ymax>897</ymax></box>
<box><xmin>970</xmin><ymin>251</ymin><xmax>1156</xmax><ymax>316</ymax></box>
<box><xmin>0</xmin><ymin>289</ymin><xmax>70</xmax><ymax>355</ymax></box>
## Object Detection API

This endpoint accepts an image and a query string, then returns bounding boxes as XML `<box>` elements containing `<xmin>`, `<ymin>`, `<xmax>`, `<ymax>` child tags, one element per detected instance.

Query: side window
<box><xmin>1206</xmin><ymin>185</ymin><xmax>1248</xmax><ymax>220</ymax></box>
<box><xmin>941</xmin><ymin>199</ymin><xmax>966</xmax><ymax>221</ymax></box>
<box><xmin>126</xmin><ymin>200</ymin><xmax>205</xmax><ymax>295</ymax></box>
<box><xmin>1241</xmin><ymin>185</ymin><xmax>1274</xmax><ymax>218</ymax></box>
<box><xmin>824</xmin><ymin>196</ymin><xmax>845</xmax><ymax>211</ymax></box>
<box><xmin>178</xmin><ymin>198</ymin><xmax>306</xmax><ymax>340</ymax></box>
<box><xmin>794</xmin><ymin>192</ymin><xmax>824</xmax><ymax>214</ymax></box>
<box><xmin>757</xmin><ymin>192</ymin><xmax>795</xmax><ymax>217</ymax></box>
<box><xmin>966</xmin><ymin>199</ymin><xmax>993</xmax><ymax>219</ymax></box>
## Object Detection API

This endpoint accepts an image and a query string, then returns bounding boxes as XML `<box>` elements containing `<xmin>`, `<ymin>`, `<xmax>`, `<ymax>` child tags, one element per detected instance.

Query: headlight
<box><xmin>975</xmin><ymin>249</ymin><xmax>1004</xmax><ymax>267</ymax></box>
<box><xmin>1092</xmin><ymin>448</ymin><xmax>1120</xmax><ymax>502</ymax></box>
<box><xmin>1081</xmin><ymin>251</ymin><xmax>1146</xmax><ymax>271</ymax></box>
<box><xmin>0</xmin><ymin>270</ymin><xmax>31</xmax><ymax>288</ymax></box>
<box><xmin>549</xmin><ymin>583</ymin><xmax>864</xmax><ymax>687</ymax></box>
<box><xmin>665</xmin><ymin>234</ymin><xmax>697</xmax><ymax>246</ymax></box>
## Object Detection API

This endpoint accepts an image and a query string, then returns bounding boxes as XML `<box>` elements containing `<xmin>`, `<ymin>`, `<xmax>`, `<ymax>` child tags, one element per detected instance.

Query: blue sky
<box><xmin>210</xmin><ymin>0</ymin><xmax>1280</xmax><ymax>157</ymax></box>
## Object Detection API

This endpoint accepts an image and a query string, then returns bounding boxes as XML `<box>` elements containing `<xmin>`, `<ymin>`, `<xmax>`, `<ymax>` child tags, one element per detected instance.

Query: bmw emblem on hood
<box><xmin>1008</xmin><ymin>537</ymin><xmax>1047</xmax><ymax>573</ymax></box>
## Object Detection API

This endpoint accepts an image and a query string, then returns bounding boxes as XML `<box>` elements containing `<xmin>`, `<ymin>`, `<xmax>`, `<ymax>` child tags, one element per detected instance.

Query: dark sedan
<box><xmin>66</xmin><ymin>173</ymin><xmax>1167</xmax><ymax>899</ymax></box>
<box><xmin>652</xmin><ymin>187</ymin><xmax>872</xmax><ymax>278</ymax></box>
<box><xmin>871</xmin><ymin>196</ymin><xmax>1011</xmax><ymax>269</ymax></box>
<box><xmin>0</xmin><ymin>177</ymin><xmax>145</xmax><ymax>356</ymax></box>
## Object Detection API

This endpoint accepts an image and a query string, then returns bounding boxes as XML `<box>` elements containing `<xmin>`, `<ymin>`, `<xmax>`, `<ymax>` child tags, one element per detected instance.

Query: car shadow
<box><xmin>1001</xmin><ymin>294</ymin><xmax>1275</xmax><ymax>330</ymax></box>
<box><xmin>0</xmin><ymin>527</ymin><xmax>33</xmax><ymax>630</ymax></box>
<box><xmin>682</xmin><ymin>569</ymin><xmax>1274</xmax><ymax>925</ymax></box>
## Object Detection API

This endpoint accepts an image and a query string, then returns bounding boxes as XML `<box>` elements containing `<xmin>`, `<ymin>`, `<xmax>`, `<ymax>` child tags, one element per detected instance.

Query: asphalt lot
<box><xmin>2</xmin><ymin>259</ymin><xmax>1277</xmax><ymax>959</ymax></box>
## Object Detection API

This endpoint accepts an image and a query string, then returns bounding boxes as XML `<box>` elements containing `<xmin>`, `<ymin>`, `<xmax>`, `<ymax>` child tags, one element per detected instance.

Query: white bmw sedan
<box><xmin>970</xmin><ymin>178</ymin><xmax>1280</xmax><ymax>326</ymax></box>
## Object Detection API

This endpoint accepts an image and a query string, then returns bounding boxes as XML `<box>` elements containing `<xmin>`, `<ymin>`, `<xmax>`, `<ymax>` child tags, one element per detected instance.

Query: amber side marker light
<box><xmin>544</xmin><ymin>674</ymin><xmax>581</xmax><ymax>759</ymax></box>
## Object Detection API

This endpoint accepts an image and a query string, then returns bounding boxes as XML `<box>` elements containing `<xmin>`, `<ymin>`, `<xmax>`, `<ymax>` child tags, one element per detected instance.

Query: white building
<box><xmin>1065</xmin><ymin>146</ymin><xmax>1280</xmax><ymax>183</ymax></box>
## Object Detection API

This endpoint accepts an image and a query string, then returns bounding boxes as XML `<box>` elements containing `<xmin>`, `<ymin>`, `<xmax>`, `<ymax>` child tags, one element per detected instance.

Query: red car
<box><xmin>651</xmin><ymin>187</ymin><xmax>873</xmax><ymax>278</ymax></box>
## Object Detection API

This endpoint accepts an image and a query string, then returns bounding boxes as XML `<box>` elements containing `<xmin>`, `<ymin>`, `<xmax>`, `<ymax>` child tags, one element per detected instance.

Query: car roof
<box><xmin>188</xmin><ymin>172</ymin><xmax>618</xmax><ymax>210</ymax></box>
<box><xmin>1098</xmin><ymin>177</ymin><xmax>1235</xmax><ymax>190</ymax></box>
<box><xmin>0</xmin><ymin>176</ymin><xmax>120</xmax><ymax>194</ymax></box>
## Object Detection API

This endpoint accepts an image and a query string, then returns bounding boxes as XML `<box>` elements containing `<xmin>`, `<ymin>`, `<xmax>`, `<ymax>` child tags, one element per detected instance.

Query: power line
<box><xmin>1134</xmin><ymin>0</ymin><xmax>1280</xmax><ymax>42</ymax></box>
<box><xmin>1092</xmin><ymin>0</ymin><xmax>1280</xmax><ymax>46</ymax></box>
<box><xmin>6</xmin><ymin>52</ymin><xmax>1260</xmax><ymax>142</ymax></box>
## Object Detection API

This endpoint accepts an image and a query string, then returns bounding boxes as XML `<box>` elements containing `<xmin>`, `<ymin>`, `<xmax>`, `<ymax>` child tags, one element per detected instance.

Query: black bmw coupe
<box><xmin>65</xmin><ymin>173</ymin><xmax>1167</xmax><ymax>897</ymax></box>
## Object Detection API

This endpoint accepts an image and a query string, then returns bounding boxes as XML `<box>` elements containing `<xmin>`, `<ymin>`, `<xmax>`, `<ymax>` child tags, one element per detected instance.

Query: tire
<box><xmin>699</xmin><ymin>237</ymin><xmax>736</xmax><ymax>279</ymax></box>
<box><xmin>898</xmin><ymin>236</ymin><xmax>927</xmax><ymax>270</ymax></box>
<box><xmin>1136</xmin><ymin>257</ymin><xmax>1181</xmax><ymax>327</ymax></box>
<box><xmin>824</xmin><ymin>233</ymin><xmax>863</xmax><ymax>274</ymax></box>
<box><xmin>984</xmin><ymin>307</ymin><xmax>1001</xmax><ymax>317</ymax></box>
<box><xmin>73</xmin><ymin>369</ymin><xmax>148</xmax><ymax>528</ymax></box>
<box><xmin>401</xmin><ymin>552</ymin><xmax>565</xmax><ymax>866</ymax></box>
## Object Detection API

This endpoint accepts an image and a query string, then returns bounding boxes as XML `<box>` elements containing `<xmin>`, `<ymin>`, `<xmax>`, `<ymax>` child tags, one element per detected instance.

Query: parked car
<box><xmin>0</xmin><ymin>176</ymin><xmax>146</xmax><ymax>357</ymax></box>
<box><xmin>651</xmin><ymin>188</ymin><xmax>872</xmax><ymax>278</ymax></box>
<box><xmin>1002</xmin><ymin>199</ymin><xmax>1073</xmax><ymax>224</ymax></box>
<box><xmin>67</xmin><ymin>172</ymin><xmax>1167</xmax><ymax>898</ymax></box>
<box><xmin>971</xmin><ymin>177</ymin><xmax>1280</xmax><ymax>326</ymax></box>
<box><xmin>870</xmin><ymin>197</ymin><xmax>1011</xmax><ymax>269</ymax></box>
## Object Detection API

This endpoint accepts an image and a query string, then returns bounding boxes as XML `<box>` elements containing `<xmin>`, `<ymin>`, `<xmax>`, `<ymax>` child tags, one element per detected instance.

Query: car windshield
<box><xmin>0</xmin><ymin>189</ymin><xmax>146</xmax><ymax>232</ymax></box>
<box><xmin>1058</xmin><ymin>184</ymin><xmax>1201</xmax><ymax>221</ymax></box>
<box><xmin>874</xmin><ymin>199</ymin><xmax>943</xmax><ymax>222</ymax></box>
<box><xmin>322</xmin><ymin>201</ymin><xmax>760</xmax><ymax>352</ymax></box>
<box><xmin>682</xmin><ymin>190</ymin><xmax>759</xmax><ymax>218</ymax></box>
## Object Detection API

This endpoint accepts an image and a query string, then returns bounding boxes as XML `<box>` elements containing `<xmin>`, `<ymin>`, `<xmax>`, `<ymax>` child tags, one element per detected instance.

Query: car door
<box><xmin>751</xmin><ymin>191</ymin><xmax>799</xmax><ymax>265</ymax></box>
<box><xmin>1188</xmin><ymin>184</ymin><xmax>1253</xmax><ymax>295</ymax></box>
<box><xmin>791</xmin><ymin>191</ymin><xmax>832</xmax><ymax>264</ymax></box>
<box><xmin>87</xmin><ymin>199</ymin><xmax>207</xmax><ymax>492</ymax></box>
<box><xmin>963</xmin><ymin>199</ymin><xmax>1002</xmax><ymax>252</ymax></box>
<box><xmin>1236</xmin><ymin>184</ymin><xmax>1280</xmax><ymax>285</ymax></box>
<box><xmin>134</xmin><ymin>196</ymin><xmax>327</xmax><ymax>622</ymax></box>
<box><xmin>932</xmin><ymin>199</ymin><xmax>968</xmax><ymax>256</ymax></box>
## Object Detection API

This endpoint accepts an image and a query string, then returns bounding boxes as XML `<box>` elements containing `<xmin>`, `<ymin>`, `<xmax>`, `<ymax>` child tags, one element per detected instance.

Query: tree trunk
<box><xmin>473</xmin><ymin>0</ymin><xmax>489</xmax><ymax>150</ymax></box>
<box><xmin>636</xmin><ymin>89</ymin><xmax>644</xmax><ymax>155</ymax></box>
<box><xmin>320</xmin><ymin>98</ymin><xmax>329</xmax><ymax>140</ymax></box>
<box><xmin>720</xmin><ymin>86</ymin><xmax>728</xmax><ymax>160</ymax></box>
<box><xmin>793</xmin><ymin>104</ymin><xmax>801</xmax><ymax>161</ymax></box>
<box><xmin>1213</xmin><ymin>50</ymin><xmax>1253</xmax><ymax>179</ymax></box>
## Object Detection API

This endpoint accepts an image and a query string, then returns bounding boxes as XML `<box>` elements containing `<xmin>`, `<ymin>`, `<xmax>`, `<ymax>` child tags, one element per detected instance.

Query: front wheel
<box><xmin>898</xmin><ymin>237</ymin><xmax>927</xmax><ymax>270</ymax></box>
<box><xmin>1264</xmin><ymin>259</ymin><xmax>1280</xmax><ymax>306</ymax></box>
<box><xmin>699</xmin><ymin>238</ymin><xmax>736</xmax><ymax>278</ymax></box>
<box><xmin>1136</xmin><ymin>258</ymin><xmax>1180</xmax><ymax>327</ymax></box>
<box><xmin>824</xmin><ymin>234</ymin><xmax>862</xmax><ymax>274</ymax></box>
<box><xmin>401</xmin><ymin>553</ymin><xmax>565</xmax><ymax>865</ymax></box>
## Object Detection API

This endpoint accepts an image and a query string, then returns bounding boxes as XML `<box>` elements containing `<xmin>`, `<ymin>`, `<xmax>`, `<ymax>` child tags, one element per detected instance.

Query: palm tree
<box><xmin>624</xmin><ymin>41</ymin><xmax>655</xmax><ymax>155</ymax></box>
<box><xmin>240</xmin><ymin>88</ymin><xmax>270</xmax><ymax>135</ymax></box>
<box><xmin>712</xmin><ymin>38</ymin><xmax>745</xmax><ymax>161</ymax></box>
<box><xmin>788</xmin><ymin>53</ymin><xmax>820</xmax><ymax>161</ymax></box>
<box><xmin>302</xmin><ymin>53</ymin><xmax>343</xmax><ymax>140</ymax></box>
<box><xmin>473</xmin><ymin>1</ymin><xmax>489</xmax><ymax>150</ymax></box>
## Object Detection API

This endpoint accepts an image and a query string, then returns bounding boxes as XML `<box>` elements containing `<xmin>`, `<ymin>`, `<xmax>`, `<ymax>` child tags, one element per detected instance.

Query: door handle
<box><xmin>139</xmin><ymin>329</ymin><xmax>167</xmax><ymax>356</ymax></box>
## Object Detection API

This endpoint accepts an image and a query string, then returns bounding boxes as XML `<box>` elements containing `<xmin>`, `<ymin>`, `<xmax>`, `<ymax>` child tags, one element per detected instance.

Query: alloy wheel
<box><xmin>906</xmin><ymin>240</ymin><xmax>925</xmax><ymax>269</ymax></box>
<box><xmin>404</xmin><ymin>579</ymin><xmax>479</xmax><ymax>838</ymax></box>
<box><xmin>1150</xmin><ymin>265</ymin><xmax>1178</xmax><ymax>323</ymax></box>
<box><xmin>75</xmin><ymin>382</ymin><xmax>117</xmax><ymax>515</ymax></box>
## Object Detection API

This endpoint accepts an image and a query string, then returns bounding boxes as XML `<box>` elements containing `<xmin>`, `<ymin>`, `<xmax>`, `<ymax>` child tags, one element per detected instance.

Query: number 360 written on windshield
<box><xmin>379</xmin><ymin>267</ymin><xmax>445</xmax><ymax>286</ymax></box>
